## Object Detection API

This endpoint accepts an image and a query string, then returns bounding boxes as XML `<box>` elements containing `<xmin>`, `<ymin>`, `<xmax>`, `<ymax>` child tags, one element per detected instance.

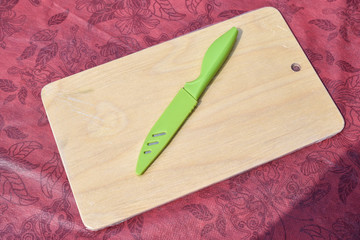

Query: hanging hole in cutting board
<box><xmin>291</xmin><ymin>63</ymin><xmax>301</xmax><ymax>72</ymax></box>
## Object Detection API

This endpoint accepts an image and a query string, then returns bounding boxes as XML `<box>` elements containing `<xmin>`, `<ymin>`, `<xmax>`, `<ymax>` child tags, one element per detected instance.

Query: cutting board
<box><xmin>41</xmin><ymin>7</ymin><xmax>344</xmax><ymax>230</ymax></box>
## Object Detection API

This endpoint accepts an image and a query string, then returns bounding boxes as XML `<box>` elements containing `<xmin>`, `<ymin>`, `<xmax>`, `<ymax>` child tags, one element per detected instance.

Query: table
<box><xmin>1</xmin><ymin>0</ymin><xmax>360</xmax><ymax>239</ymax></box>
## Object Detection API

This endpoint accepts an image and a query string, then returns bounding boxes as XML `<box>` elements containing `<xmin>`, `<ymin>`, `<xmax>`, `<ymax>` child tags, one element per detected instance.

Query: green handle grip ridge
<box><xmin>184</xmin><ymin>27</ymin><xmax>238</xmax><ymax>100</ymax></box>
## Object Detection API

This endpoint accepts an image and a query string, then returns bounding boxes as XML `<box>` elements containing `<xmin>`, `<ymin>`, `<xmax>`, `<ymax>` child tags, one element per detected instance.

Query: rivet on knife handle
<box><xmin>136</xmin><ymin>27</ymin><xmax>238</xmax><ymax>175</ymax></box>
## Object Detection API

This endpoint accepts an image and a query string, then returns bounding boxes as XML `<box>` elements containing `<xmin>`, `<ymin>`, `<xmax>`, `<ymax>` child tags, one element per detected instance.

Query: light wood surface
<box><xmin>41</xmin><ymin>7</ymin><xmax>344</xmax><ymax>230</ymax></box>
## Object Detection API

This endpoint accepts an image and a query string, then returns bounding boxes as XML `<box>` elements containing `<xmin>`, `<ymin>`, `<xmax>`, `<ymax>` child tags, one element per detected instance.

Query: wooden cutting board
<box><xmin>41</xmin><ymin>7</ymin><xmax>344</xmax><ymax>230</ymax></box>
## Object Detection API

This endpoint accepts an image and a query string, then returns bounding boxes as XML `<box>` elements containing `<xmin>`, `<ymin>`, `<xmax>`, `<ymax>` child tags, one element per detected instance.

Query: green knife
<box><xmin>136</xmin><ymin>27</ymin><xmax>238</xmax><ymax>175</ymax></box>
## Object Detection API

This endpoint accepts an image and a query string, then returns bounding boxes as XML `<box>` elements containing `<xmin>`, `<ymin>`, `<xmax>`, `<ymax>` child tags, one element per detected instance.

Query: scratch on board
<box><xmin>66</xmin><ymin>96</ymin><xmax>89</xmax><ymax>104</ymax></box>
<box><xmin>74</xmin><ymin>110</ymin><xmax>102</xmax><ymax>121</ymax></box>
<box><xmin>276</xmin><ymin>24</ymin><xmax>287</xmax><ymax>32</ymax></box>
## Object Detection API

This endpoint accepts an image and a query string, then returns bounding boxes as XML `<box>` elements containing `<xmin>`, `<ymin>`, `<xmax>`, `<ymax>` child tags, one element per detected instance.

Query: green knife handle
<box><xmin>184</xmin><ymin>27</ymin><xmax>238</xmax><ymax>100</ymax></box>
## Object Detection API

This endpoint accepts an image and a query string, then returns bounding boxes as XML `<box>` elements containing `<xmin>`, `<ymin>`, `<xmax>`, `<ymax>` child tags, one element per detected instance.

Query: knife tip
<box><xmin>229</xmin><ymin>26</ymin><xmax>238</xmax><ymax>36</ymax></box>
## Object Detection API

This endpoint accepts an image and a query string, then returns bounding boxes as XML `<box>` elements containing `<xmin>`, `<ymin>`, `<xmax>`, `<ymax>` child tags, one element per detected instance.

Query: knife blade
<box><xmin>136</xmin><ymin>27</ymin><xmax>238</xmax><ymax>175</ymax></box>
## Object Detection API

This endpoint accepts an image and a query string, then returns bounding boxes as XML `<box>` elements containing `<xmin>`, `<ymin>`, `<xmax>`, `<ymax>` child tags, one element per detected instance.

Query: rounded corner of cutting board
<box><xmin>77</xmin><ymin>212</ymin><xmax>106</xmax><ymax>231</ymax></box>
<box><xmin>260</xmin><ymin>6</ymin><xmax>281</xmax><ymax>14</ymax></box>
<box><xmin>334</xmin><ymin>110</ymin><xmax>346</xmax><ymax>135</ymax></box>
<box><xmin>41</xmin><ymin>81</ymin><xmax>56</xmax><ymax>102</ymax></box>
<box><xmin>250</xmin><ymin>6</ymin><xmax>284</xmax><ymax>18</ymax></box>
<box><xmin>81</xmin><ymin>221</ymin><xmax>101</xmax><ymax>232</ymax></box>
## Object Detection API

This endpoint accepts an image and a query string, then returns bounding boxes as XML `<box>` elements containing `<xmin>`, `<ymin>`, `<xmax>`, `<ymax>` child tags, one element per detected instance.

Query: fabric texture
<box><xmin>1</xmin><ymin>0</ymin><xmax>360</xmax><ymax>239</ymax></box>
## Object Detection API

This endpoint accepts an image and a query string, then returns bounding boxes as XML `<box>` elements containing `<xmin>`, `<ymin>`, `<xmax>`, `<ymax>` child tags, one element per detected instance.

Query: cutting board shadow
<box><xmin>41</xmin><ymin>7</ymin><xmax>344</xmax><ymax>230</ymax></box>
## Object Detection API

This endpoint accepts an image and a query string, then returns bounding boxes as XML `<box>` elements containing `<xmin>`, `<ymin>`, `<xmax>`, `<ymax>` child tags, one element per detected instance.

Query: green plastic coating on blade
<box><xmin>136</xmin><ymin>88</ymin><xmax>197</xmax><ymax>175</ymax></box>
<box><xmin>136</xmin><ymin>27</ymin><xmax>238</xmax><ymax>175</ymax></box>
<box><xmin>184</xmin><ymin>27</ymin><xmax>238</xmax><ymax>100</ymax></box>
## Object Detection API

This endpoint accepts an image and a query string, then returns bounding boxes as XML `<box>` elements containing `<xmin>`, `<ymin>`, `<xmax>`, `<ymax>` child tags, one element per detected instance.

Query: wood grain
<box><xmin>41</xmin><ymin>7</ymin><xmax>344</xmax><ymax>230</ymax></box>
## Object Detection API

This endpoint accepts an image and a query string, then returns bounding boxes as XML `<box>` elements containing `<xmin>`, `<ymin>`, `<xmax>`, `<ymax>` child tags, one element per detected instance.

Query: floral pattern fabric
<box><xmin>1</xmin><ymin>0</ymin><xmax>360</xmax><ymax>239</ymax></box>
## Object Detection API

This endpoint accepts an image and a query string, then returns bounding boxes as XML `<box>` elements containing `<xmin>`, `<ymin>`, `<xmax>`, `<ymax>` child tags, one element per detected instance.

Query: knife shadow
<box><xmin>197</xmin><ymin>28</ymin><xmax>243</xmax><ymax>104</ymax></box>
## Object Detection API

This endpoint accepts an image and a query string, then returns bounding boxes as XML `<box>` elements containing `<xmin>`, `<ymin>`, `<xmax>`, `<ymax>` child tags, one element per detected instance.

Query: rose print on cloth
<box><xmin>0</xmin><ymin>0</ymin><xmax>26</xmax><ymax>49</ymax></box>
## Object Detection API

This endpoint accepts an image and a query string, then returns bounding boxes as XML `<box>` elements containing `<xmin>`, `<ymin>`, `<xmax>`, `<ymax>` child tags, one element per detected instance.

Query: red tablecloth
<box><xmin>1</xmin><ymin>0</ymin><xmax>360</xmax><ymax>239</ymax></box>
